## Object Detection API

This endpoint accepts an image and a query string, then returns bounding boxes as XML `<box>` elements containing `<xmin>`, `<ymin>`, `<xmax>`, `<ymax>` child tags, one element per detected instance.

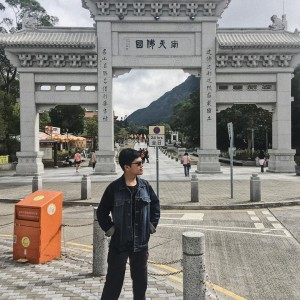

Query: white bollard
<box><xmin>183</xmin><ymin>232</ymin><xmax>206</xmax><ymax>300</ymax></box>
<box><xmin>93</xmin><ymin>207</ymin><xmax>108</xmax><ymax>276</ymax></box>
<box><xmin>250</xmin><ymin>173</ymin><xmax>261</xmax><ymax>202</ymax></box>
<box><xmin>191</xmin><ymin>175</ymin><xmax>199</xmax><ymax>202</ymax></box>
<box><xmin>81</xmin><ymin>175</ymin><xmax>91</xmax><ymax>200</ymax></box>
<box><xmin>32</xmin><ymin>175</ymin><xmax>42</xmax><ymax>193</ymax></box>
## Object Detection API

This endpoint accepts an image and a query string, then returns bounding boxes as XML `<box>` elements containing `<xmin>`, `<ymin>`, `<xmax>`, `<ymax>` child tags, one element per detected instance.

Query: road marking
<box><xmin>247</xmin><ymin>211</ymin><xmax>256</xmax><ymax>215</ymax></box>
<box><xmin>267</xmin><ymin>216</ymin><xmax>277</xmax><ymax>222</ymax></box>
<box><xmin>206</xmin><ymin>282</ymin><xmax>247</xmax><ymax>300</ymax></box>
<box><xmin>262</xmin><ymin>210</ymin><xmax>271</xmax><ymax>215</ymax></box>
<box><xmin>66</xmin><ymin>242</ymin><xmax>93</xmax><ymax>249</ymax></box>
<box><xmin>150</xmin><ymin>261</ymin><xmax>246</xmax><ymax>300</ymax></box>
<box><xmin>159</xmin><ymin>223</ymin><xmax>291</xmax><ymax>238</ymax></box>
<box><xmin>254</xmin><ymin>223</ymin><xmax>265</xmax><ymax>229</ymax></box>
<box><xmin>272</xmin><ymin>223</ymin><xmax>283</xmax><ymax>229</ymax></box>
<box><xmin>180</xmin><ymin>213</ymin><xmax>204</xmax><ymax>221</ymax></box>
<box><xmin>250</xmin><ymin>216</ymin><xmax>260</xmax><ymax>221</ymax></box>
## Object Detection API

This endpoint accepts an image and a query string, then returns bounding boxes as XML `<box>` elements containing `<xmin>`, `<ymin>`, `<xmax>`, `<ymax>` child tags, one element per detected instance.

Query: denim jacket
<box><xmin>97</xmin><ymin>175</ymin><xmax>160</xmax><ymax>252</ymax></box>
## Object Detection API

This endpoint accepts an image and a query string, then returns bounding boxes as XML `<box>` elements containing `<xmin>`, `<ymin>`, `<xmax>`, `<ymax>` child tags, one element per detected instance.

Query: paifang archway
<box><xmin>1</xmin><ymin>0</ymin><xmax>300</xmax><ymax>175</ymax></box>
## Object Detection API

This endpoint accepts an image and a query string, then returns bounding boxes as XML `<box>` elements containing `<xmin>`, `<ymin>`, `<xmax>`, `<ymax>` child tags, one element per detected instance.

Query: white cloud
<box><xmin>113</xmin><ymin>70</ymin><xmax>189</xmax><ymax>118</ymax></box>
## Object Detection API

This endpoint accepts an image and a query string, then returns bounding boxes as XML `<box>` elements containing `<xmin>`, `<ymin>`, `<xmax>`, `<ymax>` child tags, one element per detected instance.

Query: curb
<box><xmin>2</xmin><ymin>198</ymin><xmax>300</xmax><ymax>210</ymax></box>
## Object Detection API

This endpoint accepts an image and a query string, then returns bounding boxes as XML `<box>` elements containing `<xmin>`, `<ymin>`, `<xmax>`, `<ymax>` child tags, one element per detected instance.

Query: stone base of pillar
<box><xmin>15</xmin><ymin>151</ymin><xmax>44</xmax><ymax>176</ymax></box>
<box><xmin>196</xmin><ymin>149</ymin><xmax>222</xmax><ymax>174</ymax></box>
<box><xmin>267</xmin><ymin>149</ymin><xmax>296</xmax><ymax>173</ymax></box>
<box><xmin>94</xmin><ymin>150</ymin><xmax>117</xmax><ymax>175</ymax></box>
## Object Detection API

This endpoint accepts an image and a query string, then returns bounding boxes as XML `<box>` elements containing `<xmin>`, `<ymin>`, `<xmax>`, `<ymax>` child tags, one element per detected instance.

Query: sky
<box><xmin>2</xmin><ymin>0</ymin><xmax>300</xmax><ymax>118</ymax></box>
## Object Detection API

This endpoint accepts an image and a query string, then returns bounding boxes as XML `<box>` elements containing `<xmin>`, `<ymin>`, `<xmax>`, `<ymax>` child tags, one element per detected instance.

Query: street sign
<box><xmin>227</xmin><ymin>122</ymin><xmax>233</xmax><ymax>140</ymax></box>
<box><xmin>149</xmin><ymin>134</ymin><xmax>165</xmax><ymax>147</ymax></box>
<box><xmin>149</xmin><ymin>126</ymin><xmax>165</xmax><ymax>135</ymax></box>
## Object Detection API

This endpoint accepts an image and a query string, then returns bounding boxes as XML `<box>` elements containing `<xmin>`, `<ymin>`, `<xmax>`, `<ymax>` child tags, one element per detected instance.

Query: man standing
<box><xmin>97</xmin><ymin>148</ymin><xmax>160</xmax><ymax>300</ymax></box>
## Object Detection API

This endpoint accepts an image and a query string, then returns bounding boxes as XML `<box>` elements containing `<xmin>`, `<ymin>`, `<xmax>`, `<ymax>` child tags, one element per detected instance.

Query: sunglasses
<box><xmin>131</xmin><ymin>161</ymin><xmax>143</xmax><ymax>167</ymax></box>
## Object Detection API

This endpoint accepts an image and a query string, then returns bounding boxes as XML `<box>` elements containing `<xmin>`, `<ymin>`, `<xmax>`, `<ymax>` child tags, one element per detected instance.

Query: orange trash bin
<box><xmin>13</xmin><ymin>190</ymin><xmax>63</xmax><ymax>264</ymax></box>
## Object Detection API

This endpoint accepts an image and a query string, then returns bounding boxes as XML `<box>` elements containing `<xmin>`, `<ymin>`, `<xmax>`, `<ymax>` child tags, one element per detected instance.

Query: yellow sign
<box><xmin>33</xmin><ymin>195</ymin><xmax>45</xmax><ymax>202</ymax></box>
<box><xmin>149</xmin><ymin>126</ymin><xmax>165</xmax><ymax>135</ymax></box>
<box><xmin>21</xmin><ymin>237</ymin><xmax>30</xmax><ymax>248</ymax></box>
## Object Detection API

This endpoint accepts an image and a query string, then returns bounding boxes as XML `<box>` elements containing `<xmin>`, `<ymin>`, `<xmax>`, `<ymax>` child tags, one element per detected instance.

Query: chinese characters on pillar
<box><xmin>100</xmin><ymin>48</ymin><xmax>110</xmax><ymax>122</ymax></box>
<box><xmin>204</xmin><ymin>49</ymin><xmax>215</xmax><ymax>122</ymax></box>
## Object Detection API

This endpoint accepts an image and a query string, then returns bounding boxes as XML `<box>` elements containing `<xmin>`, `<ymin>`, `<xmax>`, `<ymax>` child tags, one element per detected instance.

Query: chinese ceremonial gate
<box><xmin>1</xmin><ymin>0</ymin><xmax>300</xmax><ymax>175</ymax></box>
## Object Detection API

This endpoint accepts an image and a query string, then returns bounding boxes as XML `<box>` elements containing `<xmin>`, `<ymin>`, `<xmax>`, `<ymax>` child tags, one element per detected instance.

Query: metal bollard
<box><xmin>250</xmin><ymin>173</ymin><xmax>261</xmax><ymax>202</ymax></box>
<box><xmin>182</xmin><ymin>232</ymin><xmax>206</xmax><ymax>300</ymax></box>
<box><xmin>191</xmin><ymin>175</ymin><xmax>199</xmax><ymax>202</ymax></box>
<box><xmin>81</xmin><ymin>175</ymin><xmax>91</xmax><ymax>200</ymax></box>
<box><xmin>32</xmin><ymin>175</ymin><xmax>42</xmax><ymax>193</ymax></box>
<box><xmin>93</xmin><ymin>207</ymin><xmax>108</xmax><ymax>276</ymax></box>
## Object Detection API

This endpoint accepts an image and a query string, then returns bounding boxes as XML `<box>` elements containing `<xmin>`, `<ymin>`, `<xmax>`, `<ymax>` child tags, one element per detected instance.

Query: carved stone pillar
<box><xmin>268</xmin><ymin>72</ymin><xmax>296</xmax><ymax>172</ymax></box>
<box><xmin>95</xmin><ymin>21</ymin><xmax>117</xmax><ymax>174</ymax></box>
<box><xmin>16</xmin><ymin>73</ymin><xmax>44</xmax><ymax>175</ymax></box>
<box><xmin>197</xmin><ymin>22</ymin><xmax>221</xmax><ymax>173</ymax></box>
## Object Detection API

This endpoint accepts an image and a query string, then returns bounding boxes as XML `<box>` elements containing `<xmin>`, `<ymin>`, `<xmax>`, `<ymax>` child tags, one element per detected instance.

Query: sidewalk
<box><xmin>0</xmin><ymin>238</ymin><xmax>183</xmax><ymax>299</ymax></box>
<box><xmin>1</xmin><ymin>147</ymin><xmax>300</xmax><ymax>209</ymax></box>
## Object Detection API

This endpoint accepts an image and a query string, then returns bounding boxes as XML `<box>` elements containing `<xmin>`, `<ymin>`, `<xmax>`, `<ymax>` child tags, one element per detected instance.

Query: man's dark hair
<box><xmin>118</xmin><ymin>148</ymin><xmax>141</xmax><ymax>170</ymax></box>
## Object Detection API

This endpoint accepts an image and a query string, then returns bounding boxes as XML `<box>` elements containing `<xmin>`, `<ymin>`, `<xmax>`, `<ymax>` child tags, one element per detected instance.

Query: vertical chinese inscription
<box><xmin>204</xmin><ymin>49</ymin><xmax>215</xmax><ymax>122</ymax></box>
<box><xmin>100</xmin><ymin>48</ymin><xmax>110</xmax><ymax>122</ymax></box>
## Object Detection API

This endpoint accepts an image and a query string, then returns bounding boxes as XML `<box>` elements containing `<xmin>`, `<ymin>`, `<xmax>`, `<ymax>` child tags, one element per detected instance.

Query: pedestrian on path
<box><xmin>90</xmin><ymin>151</ymin><xmax>96</xmax><ymax>172</ymax></box>
<box><xmin>97</xmin><ymin>148</ymin><xmax>160</xmax><ymax>300</ymax></box>
<box><xmin>258</xmin><ymin>150</ymin><xmax>265</xmax><ymax>173</ymax></box>
<box><xmin>74</xmin><ymin>150</ymin><xmax>81</xmax><ymax>173</ymax></box>
<box><xmin>181</xmin><ymin>152</ymin><xmax>191</xmax><ymax>177</ymax></box>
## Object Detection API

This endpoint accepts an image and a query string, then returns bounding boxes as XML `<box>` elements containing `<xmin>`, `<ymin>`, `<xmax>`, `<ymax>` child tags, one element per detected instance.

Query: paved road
<box><xmin>2</xmin><ymin>202</ymin><xmax>300</xmax><ymax>299</ymax></box>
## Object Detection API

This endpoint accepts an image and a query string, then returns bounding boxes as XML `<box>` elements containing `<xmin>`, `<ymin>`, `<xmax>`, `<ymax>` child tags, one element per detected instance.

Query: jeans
<box><xmin>101</xmin><ymin>249</ymin><xmax>149</xmax><ymax>300</ymax></box>
<box><xmin>183</xmin><ymin>164</ymin><xmax>189</xmax><ymax>177</ymax></box>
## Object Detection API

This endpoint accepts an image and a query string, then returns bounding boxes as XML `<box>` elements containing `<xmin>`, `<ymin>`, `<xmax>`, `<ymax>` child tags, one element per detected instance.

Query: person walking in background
<box><xmin>90</xmin><ymin>151</ymin><xmax>97</xmax><ymax>172</ymax></box>
<box><xmin>97</xmin><ymin>148</ymin><xmax>160</xmax><ymax>300</ymax></box>
<box><xmin>181</xmin><ymin>152</ymin><xmax>191</xmax><ymax>177</ymax></box>
<box><xmin>140</xmin><ymin>148</ymin><xmax>146</xmax><ymax>164</ymax></box>
<box><xmin>258</xmin><ymin>150</ymin><xmax>265</xmax><ymax>173</ymax></box>
<box><xmin>145</xmin><ymin>149</ymin><xmax>149</xmax><ymax>163</ymax></box>
<box><xmin>74</xmin><ymin>150</ymin><xmax>81</xmax><ymax>173</ymax></box>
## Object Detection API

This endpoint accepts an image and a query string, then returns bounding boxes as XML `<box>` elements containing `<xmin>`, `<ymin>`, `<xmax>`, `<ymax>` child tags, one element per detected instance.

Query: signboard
<box><xmin>149</xmin><ymin>126</ymin><xmax>165</xmax><ymax>135</ymax></box>
<box><xmin>45</xmin><ymin>126</ymin><xmax>60</xmax><ymax>135</ymax></box>
<box><xmin>149</xmin><ymin>134</ymin><xmax>165</xmax><ymax>147</ymax></box>
<box><xmin>149</xmin><ymin>126</ymin><xmax>165</xmax><ymax>147</ymax></box>
<box><xmin>227</xmin><ymin>122</ymin><xmax>233</xmax><ymax>140</ymax></box>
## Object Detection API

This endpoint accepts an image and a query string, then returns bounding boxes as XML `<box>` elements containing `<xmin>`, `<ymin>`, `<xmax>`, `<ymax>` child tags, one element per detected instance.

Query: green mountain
<box><xmin>126</xmin><ymin>75</ymin><xmax>199</xmax><ymax>125</ymax></box>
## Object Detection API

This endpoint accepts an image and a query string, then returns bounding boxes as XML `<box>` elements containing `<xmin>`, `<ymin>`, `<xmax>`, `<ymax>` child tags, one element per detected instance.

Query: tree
<box><xmin>0</xmin><ymin>0</ymin><xmax>58</xmax><ymax>154</ymax></box>
<box><xmin>169</xmin><ymin>90</ymin><xmax>200</xmax><ymax>147</ymax></box>
<box><xmin>49</xmin><ymin>105</ymin><xmax>85</xmax><ymax>135</ymax></box>
<box><xmin>169</xmin><ymin>90</ymin><xmax>272</xmax><ymax>152</ymax></box>
<box><xmin>0</xmin><ymin>0</ymin><xmax>58</xmax><ymax>32</ymax></box>
<box><xmin>84</xmin><ymin>115</ymin><xmax>98</xmax><ymax>150</ymax></box>
<box><xmin>39</xmin><ymin>111</ymin><xmax>51</xmax><ymax>132</ymax></box>
<box><xmin>217</xmin><ymin>104</ymin><xmax>272</xmax><ymax>154</ymax></box>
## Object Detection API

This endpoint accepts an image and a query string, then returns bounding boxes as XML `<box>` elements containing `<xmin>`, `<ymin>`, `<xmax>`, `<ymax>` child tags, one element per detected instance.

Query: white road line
<box><xmin>159</xmin><ymin>223</ymin><xmax>290</xmax><ymax>238</ymax></box>
<box><xmin>251</xmin><ymin>216</ymin><xmax>260</xmax><ymax>221</ymax></box>
<box><xmin>272</xmin><ymin>223</ymin><xmax>283</xmax><ymax>229</ymax></box>
<box><xmin>267</xmin><ymin>216</ymin><xmax>277</xmax><ymax>222</ymax></box>
<box><xmin>180</xmin><ymin>213</ymin><xmax>204</xmax><ymax>221</ymax></box>
<box><xmin>247</xmin><ymin>211</ymin><xmax>256</xmax><ymax>215</ymax></box>
<box><xmin>254</xmin><ymin>223</ymin><xmax>265</xmax><ymax>229</ymax></box>
<box><xmin>262</xmin><ymin>210</ymin><xmax>271</xmax><ymax>215</ymax></box>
